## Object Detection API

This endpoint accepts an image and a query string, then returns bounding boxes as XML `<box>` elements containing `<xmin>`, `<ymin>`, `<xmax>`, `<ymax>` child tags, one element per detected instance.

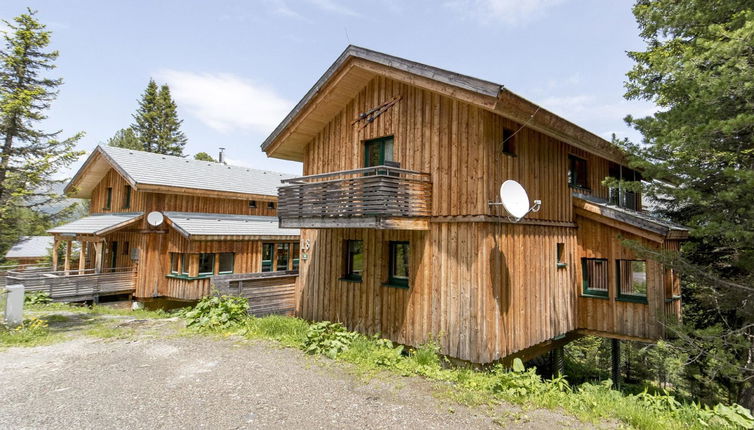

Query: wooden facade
<box><xmin>50</xmin><ymin>149</ymin><xmax>299</xmax><ymax>301</ymax></box>
<box><xmin>264</xmin><ymin>46</ymin><xmax>687</xmax><ymax>363</ymax></box>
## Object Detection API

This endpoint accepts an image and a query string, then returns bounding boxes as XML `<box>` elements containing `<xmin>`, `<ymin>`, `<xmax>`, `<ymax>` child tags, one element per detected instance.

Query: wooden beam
<box><xmin>63</xmin><ymin>241</ymin><xmax>71</xmax><ymax>274</ymax></box>
<box><xmin>78</xmin><ymin>241</ymin><xmax>86</xmax><ymax>273</ymax></box>
<box><xmin>93</xmin><ymin>242</ymin><xmax>103</xmax><ymax>274</ymax></box>
<box><xmin>51</xmin><ymin>239</ymin><xmax>59</xmax><ymax>271</ymax></box>
<box><xmin>575</xmin><ymin>328</ymin><xmax>657</xmax><ymax>344</ymax></box>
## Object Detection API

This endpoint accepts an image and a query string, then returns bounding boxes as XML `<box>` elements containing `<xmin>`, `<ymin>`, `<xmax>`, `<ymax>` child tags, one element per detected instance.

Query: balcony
<box><xmin>278</xmin><ymin>166</ymin><xmax>432</xmax><ymax>230</ymax></box>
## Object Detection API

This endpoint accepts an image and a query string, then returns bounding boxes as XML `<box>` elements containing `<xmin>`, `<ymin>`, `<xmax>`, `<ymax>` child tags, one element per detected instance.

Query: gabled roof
<box><xmin>67</xmin><ymin>146</ymin><xmax>296</xmax><ymax>200</ymax></box>
<box><xmin>164</xmin><ymin>212</ymin><xmax>299</xmax><ymax>241</ymax></box>
<box><xmin>5</xmin><ymin>236</ymin><xmax>54</xmax><ymax>259</ymax></box>
<box><xmin>48</xmin><ymin>212</ymin><xmax>144</xmax><ymax>236</ymax></box>
<box><xmin>262</xmin><ymin>45</ymin><xmax>626</xmax><ymax>164</ymax></box>
<box><xmin>573</xmin><ymin>194</ymin><xmax>688</xmax><ymax>241</ymax></box>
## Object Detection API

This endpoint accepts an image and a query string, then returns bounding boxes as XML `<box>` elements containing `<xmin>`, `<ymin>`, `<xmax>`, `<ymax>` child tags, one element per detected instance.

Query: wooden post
<box><xmin>611</xmin><ymin>338</ymin><xmax>621</xmax><ymax>390</ymax></box>
<box><xmin>552</xmin><ymin>346</ymin><xmax>565</xmax><ymax>377</ymax></box>
<box><xmin>51</xmin><ymin>239</ymin><xmax>59</xmax><ymax>271</ymax></box>
<box><xmin>94</xmin><ymin>242</ymin><xmax>104</xmax><ymax>274</ymax></box>
<box><xmin>63</xmin><ymin>240</ymin><xmax>72</xmax><ymax>274</ymax></box>
<box><xmin>78</xmin><ymin>240</ymin><xmax>86</xmax><ymax>274</ymax></box>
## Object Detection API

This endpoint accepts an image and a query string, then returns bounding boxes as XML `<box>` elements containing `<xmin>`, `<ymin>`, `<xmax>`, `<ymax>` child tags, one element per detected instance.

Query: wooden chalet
<box><xmin>4</xmin><ymin>236</ymin><xmax>53</xmax><ymax>266</ymax></box>
<box><xmin>48</xmin><ymin>146</ymin><xmax>300</xmax><ymax>301</ymax></box>
<box><xmin>262</xmin><ymin>46</ymin><xmax>688</xmax><ymax>363</ymax></box>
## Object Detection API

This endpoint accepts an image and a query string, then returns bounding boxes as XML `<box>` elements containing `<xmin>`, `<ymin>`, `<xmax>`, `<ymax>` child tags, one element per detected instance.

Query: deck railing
<box><xmin>278</xmin><ymin>166</ymin><xmax>432</xmax><ymax>222</ymax></box>
<box><xmin>5</xmin><ymin>267</ymin><xmax>135</xmax><ymax>301</ymax></box>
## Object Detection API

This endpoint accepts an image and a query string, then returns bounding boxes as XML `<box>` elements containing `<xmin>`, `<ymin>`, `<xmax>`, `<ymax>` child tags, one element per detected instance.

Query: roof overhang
<box><xmin>261</xmin><ymin>45</ymin><xmax>627</xmax><ymax>165</ymax></box>
<box><xmin>164</xmin><ymin>212</ymin><xmax>300</xmax><ymax>241</ymax></box>
<box><xmin>47</xmin><ymin>212</ymin><xmax>144</xmax><ymax>237</ymax></box>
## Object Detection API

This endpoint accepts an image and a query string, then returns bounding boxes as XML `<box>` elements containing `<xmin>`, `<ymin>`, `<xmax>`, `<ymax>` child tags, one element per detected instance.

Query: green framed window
<box><xmin>387</xmin><ymin>241</ymin><xmax>409</xmax><ymax>288</ymax></box>
<box><xmin>617</xmin><ymin>260</ymin><xmax>648</xmax><ymax>303</ymax></box>
<box><xmin>582</xmin><ymin>258</ymin><xmax>608</xmax><ymax>298</ymax></box>
<box><xmin>105</xmin><ymin>187</ymin><xmax>112</xmax><ymax>210</ymax></box>
<box><xmin>364</xmin><ymin>136</ymin><xmax>394</xmax><ymax>169</ymax></box>
<box><xmin>181</xmin><ymin>254</ymin><xmax>190</xmax><ymax>275</ymax></box>
<box><xmin>261</xmin><ymin>243</ymin><xmax>274</xmax><ymax>272</ymax></box>
<box><xmin>343</xmin><ymin>240</ymin><xmax>364</xmax><ymax>281</ymax></box>
<box><xmin>123</xmin><ymin>185</ymin><xmax>131</xmax><ymax>209</ymax></box>
<box><xmin>276</xmin><ymin>243</ymin><xmax>290</xmax><ymax>271</ymax></box>
<box><xmin>170</xmin><ymin>253</ymin><xmax>180</xmax><ymax>274</ymax></box>
<box><xmin>218</xmin><ymin>252</ymin><xmax>234</xmax><ymax>274</ymax></box>
<box><xmin>198</xmin><ymin>253</ymin><xmax>215</xmax><ymax>276</ymax></box>
<box><xmin>292</xmin><ymin>242</ymin><xmax>300</xmax><ymax>272</ymax></box>
<box><xmin>568</xmin><ymin>155</ymin><xmax>589</xmax><ymax>189</ymax></box>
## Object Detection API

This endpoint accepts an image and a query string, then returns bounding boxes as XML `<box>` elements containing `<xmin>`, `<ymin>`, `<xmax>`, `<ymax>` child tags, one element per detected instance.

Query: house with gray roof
<box><xmin>4</xmin><ymin>236</ymin><xmax>54</xmax><ymax>265</ymax></box>
<box><xmin>48</xmin><ymin>145</ymin><xmax>299</xmax><ymax>300</ymax></box>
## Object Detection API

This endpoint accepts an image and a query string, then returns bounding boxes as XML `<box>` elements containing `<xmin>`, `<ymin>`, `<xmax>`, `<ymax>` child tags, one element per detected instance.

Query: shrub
<box><xmin>25</xmin><ymin>291</ymin><xmax>52</xmax><ymax>305</ymax></box>
<box><xmin>0</xmin><ymin>317</ymin><xmax>52</xmax><ymax>347</ymax></box>
<box><xmin>303</xmin><ymin>321</ymin><xmax>357</xmax><ymax>359</ymax></box>
<box><xmin>181</xmin><ymin>295</ymin><xmax>249</xmax><ymax>331</ymax></box>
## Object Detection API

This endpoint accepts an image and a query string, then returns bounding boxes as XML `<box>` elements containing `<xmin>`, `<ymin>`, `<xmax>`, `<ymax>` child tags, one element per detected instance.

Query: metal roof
<box><xmin>164</xmin><ymin>212</ymin><xmax>300</xmax><ymax>240</ymax></box>
<box><xmin>47</xmin><ymin>212</ymin><xmax>144</xmax><ymax>236</ymax></box>
<box><xmin>5</xmin><ymin>236</ymin><xmax>54</xmax><ymax>259</ymax></box>
<box><xmin>67</xmin><ymin>145</ymin><xmax>297</xmax><ymax>198</ymax></box>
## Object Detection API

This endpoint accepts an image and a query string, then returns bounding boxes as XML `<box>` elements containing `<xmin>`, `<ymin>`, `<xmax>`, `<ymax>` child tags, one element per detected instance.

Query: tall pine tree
<box><xmin>622</xmin><ymin>0</ymin><xmax>754</xmax><ymax>407</ymax></box>
<box><xmin>107</xmin><ymin>127</ymin><xmax>141</xmax><ymax>150</ymax></box>
<box><xmin>0</xmin><ymin>8</ymin><xmax>83</xmax><ymax>259</ymax></box>
<box><xmin>129</xmin><ymin>80</ymin><xmax>187</xmax><ymax>156</ymax></box>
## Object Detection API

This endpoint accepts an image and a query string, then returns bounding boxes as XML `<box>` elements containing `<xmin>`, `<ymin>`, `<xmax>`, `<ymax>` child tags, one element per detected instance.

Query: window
<box><xmin>267</xmin><ymin>201</ymin><xmax>276</xmax><ymax>210</ymax></box>
<box><xmin>105</xmin><ymin>187</ymin><xmax>112</xmax><ymax>210</ymax></box>
<box><xmin>198</xmin><ymin>253</ymin><xmax>215</xmax><ymax>276</ymax></box>
<box><xmin>387</xmin><ymin>241</ymin><xmax>410</xmax><ymax>288</ymax></box>
<box><xmin>568</xmin><ymin>155</ymin><xmax>589</xmax><ymax>189</ymax></box>
<box><xmin>608</xmin><ymin>163</ymin><xmax>642</xmax><ymax>210</ymax></box>
<box><xmin>170</xmin><ymin>253</ymin><xmax>180</xmax><ymax>274</ymax></box>
<box><xmin>276</xmin><ymin>243</ymin><xmax>290</xmax><ymax>271</ymax></box>
<box><xmin>364</xmin><ymin>136</ymin><xmax>394</xmax><ymax>169</ymax></box>
<box><xmin>343</xmin><ymin>240</ymin><xmax>364</xmax><ymax>281</ymax></box>
<box><xmin>262</xmin><ymin>243</ymin><xmax>274</xmax><ymax>272</ymax></box>
<box><xmin>556</xmin><ymin>243</ymin><xmax>566</xmax><ymax>268</ymax></box>
<box><xmin>582</xmin><ymin>258</ymin><xmax>608</xmax><ymax>298</ymax></box>
<box><xmin>248</xmin><ymin>200</ymin><xmax>257</xmax><ymax>208</ymax></box>
<box><xmin>123</xmin><ymin>185</ymin><xmax>131</xmax><ymax>209</ymax></box>
<box><xmin>181</xmin><ymin>254</ymin><xmax>190</xmax><ymax>276</ymax></box>
<box><xmin>218</xmin><ymin>252</ymin><xmax>234</xmax><ymax>274</ymax></box>
<box><xmin>617</xmin><ymin>260</ymin><xmax>648</xmax><ymax>303</ymax></box>
<box><xmin>123</xmin><ymin>241</ymin><xmax>130</xmax><ymax>256</ymax></box>
<box><xmin>292</xmin><ymin>242</ymin><xmax>300</xmax><ymax>272</ymax></box>
<box><xmin>502</xmin><ymin>127</ymin><xmax>516</xmax><ymax>155</ymax></box>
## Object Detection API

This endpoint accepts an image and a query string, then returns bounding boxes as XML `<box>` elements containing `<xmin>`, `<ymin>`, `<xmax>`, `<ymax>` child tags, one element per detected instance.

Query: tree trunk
<box><xmin>738</xmin><ymin>331</ymin><xmax>754</xmax><ymax>411</ymax></box>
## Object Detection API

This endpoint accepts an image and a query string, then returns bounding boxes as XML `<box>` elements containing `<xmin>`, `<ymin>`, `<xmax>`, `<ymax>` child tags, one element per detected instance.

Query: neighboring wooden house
<box><xmin>262</xmin><ymin>46</ymin><xmax>688</xmax><ymax>363</ymax></box>
<box><xmin>4</xmin><ymin>236</ymin><xmax>53</xmax><ymax>266</ymax></box>
<box><xmin>48</xmin><ymin>146</ymin><xmax>299</xmax><ymax>300</ymax></box>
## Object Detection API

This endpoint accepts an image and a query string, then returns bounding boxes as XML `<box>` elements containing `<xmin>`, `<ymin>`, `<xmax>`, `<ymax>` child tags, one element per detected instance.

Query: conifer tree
<box><xmin>155</xmin><ymin>84</ymin><xmax>187</xmax><ymax>156</ymax></box>
<box><xmin>193</xmin><ymin>152</ymin><xmax>216</xmax><ymax>162</ymax></box>
<box><xmin>131</xmin><ymin>79</ymin><xmax>160</xmax><ymax>152</ymax></box>
<box><xmin>0</xmin><ymin>9</ymin><xmax>83</xmax><ymax>258</ymax></box>
<box><xmin>107</xmin><ymin>127</ymin><xmax>141</xmax><ymax>150</ymax></box>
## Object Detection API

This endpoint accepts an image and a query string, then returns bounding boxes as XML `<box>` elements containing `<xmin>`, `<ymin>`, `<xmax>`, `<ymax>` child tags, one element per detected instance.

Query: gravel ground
<box><xmin>0</xmin><ymin>318</ymin><xmax>589</xmax><ymax>429</ymax></box>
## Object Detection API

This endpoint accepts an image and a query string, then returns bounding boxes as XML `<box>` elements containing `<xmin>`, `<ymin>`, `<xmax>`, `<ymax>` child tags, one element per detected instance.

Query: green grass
<box><xmin>0</xmin><ymin>317</ymin><xmax>61</xmax><ymax>348</ymax></box>
<box><xmin>84</xmin><ymin>323</ymin><xmax>137</xmax><ymax>339</ymax></box>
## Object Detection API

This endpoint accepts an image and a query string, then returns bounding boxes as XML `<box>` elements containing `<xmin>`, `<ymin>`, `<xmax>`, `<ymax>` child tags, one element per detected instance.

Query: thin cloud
<box><xmin>156</xmin><ymin>70</ymin><xmax>293</xmax><ymax>135</ymax></box>
<box><xmin>305</xmin><ymin>0</ymin><xmax>361</xmax><ymax>16</ymax></box>
<box><xmin>538</xmin><ymin>95</ymin><xmax>657</xmax><ymax>124</ymax></box>
<box><xmin>445</xmin><ymin>0</ymin><xmax>566</xmax><ymax>26</ymax></box>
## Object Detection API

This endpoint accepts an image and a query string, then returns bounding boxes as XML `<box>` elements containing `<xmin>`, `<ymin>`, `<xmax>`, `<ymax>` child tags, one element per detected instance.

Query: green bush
<box><xmin>181</xmin><ymin>295</ymin><xmax>249</xmax><ymax>331</ymax></box>
<box><xmin>24</xmin><ymin>291</ymin><xmax>52</xmax><ymax>305</ymax></box>
<box><xmin>303</xmin><ymin>321</ymin><xmax>357</xmax><ymax>359</ymax></box>
<box><xmin>0</xmin><ymin>317</ymin><xmax>54</xmax><ymax>347</ymax></box>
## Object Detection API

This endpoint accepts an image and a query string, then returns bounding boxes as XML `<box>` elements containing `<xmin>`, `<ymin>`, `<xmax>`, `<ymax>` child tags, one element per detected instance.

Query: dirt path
<box><xmin>0</xmin><ymin>318</ymin><xmax>588</xmax><ymax>429</ymax></box>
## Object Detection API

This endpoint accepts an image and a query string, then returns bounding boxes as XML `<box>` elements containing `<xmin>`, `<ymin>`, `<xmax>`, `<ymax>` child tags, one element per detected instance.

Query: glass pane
<box><xmin>276</xmin><ymin>243</ymin><xmax>290</xmax><ymax>271</ymax></box>
<box><xmin>347</xmin><ymin>240</ymin><xmax>363</xmax><ymax>279</ymax></box>
<box><xmin>383</xmin><ymin>137</ymin><xmax>394</xmax><ymax>162</ymax></box>
<box><xmin>365</xmin><ymin>141</ymin><xmax>382</xmax><ymax>167</ymax></box>
<box><xmin>262</xmin><ymin>243</ymin><xmax>273</xmax><ymax>272</ymax></box>
<box><xmin>199</xmin><ymin>253</ymin><xmax>214</xmax><ymax>275</ymax></box>
<box><xmin>629</xmin><ymin>261</ymin><xmax>647</xmax><ymax>295</ymax></box>
<box><xmin>218</xmin><ymin>253</ymin><xmax>234</xmax><ymax>273</ymax></box>
<box><xmin>292</xmin><ymin>243</ymin><xmax>300</xmax><ymax>271</ymax></box>
<box><xmin>181</xmin><ymin>254</ymin><xmax>189</xmax><ymax>275</ymax></box>
<box><xmin>584</xmin><ymin>259</ymin><xmax>608</xmax><ymax>292</ymax></box>
<box><xmin>391</xmin><ymin>243</ymin><xmax>409</xmax><ymax>280</ymax></box>
<box><xmin>170</xmin><ymin>253</ymin><xmax>179</xmax><ymax>273</ymax></box>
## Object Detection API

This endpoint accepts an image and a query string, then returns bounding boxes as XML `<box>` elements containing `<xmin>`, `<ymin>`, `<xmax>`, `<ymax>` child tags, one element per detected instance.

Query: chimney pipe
<box><xmin>219</xmin><ymin>147</ymin><xmax>226</xmax><ymax>164</ymax></box>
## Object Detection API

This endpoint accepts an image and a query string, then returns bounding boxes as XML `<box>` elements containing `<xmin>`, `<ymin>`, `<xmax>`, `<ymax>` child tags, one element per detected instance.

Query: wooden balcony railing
<box><xmin>5</xmin><ymin>267</ymin><xmax>136</xmax><ymax>302</ymax></box>
<box><xmin>278</xmin><ymin>166</ymin><xmax>432</xmax><ymax>230</ymax></box>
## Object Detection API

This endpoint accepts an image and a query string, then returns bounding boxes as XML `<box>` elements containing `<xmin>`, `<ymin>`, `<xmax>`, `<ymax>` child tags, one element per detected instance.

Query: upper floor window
<box><xmin>198</xmin><ymin>253</ymin><xmax>215</xmax><ymax>276</ymax></box>
<box><xmin>556</xmin><ymin>243</ymin><xmax>566</xmax><ymax>268</ymax></box>
<box><xmin>568</xmin><ymin>155</ymin><xmax>589</xmax><ymax>189</ymax></box>
<box><xmin>502</xmin><ymin>127</ymin><xmax>516</xmax><ymax>156</ymax></box>
<box><xmin>387</xmin><ymin>241</ymin><xmax>409</xmax><ymax>288</ymax></box>
<box><xmin>104</xmin><ymin>187</ymin><xmax>112</xmax><ymax>210</ymax></box>
<box><xmin>343</xmin><ymin>240</ymin><xmax>364</xmax><ymax>281</ymax></box>
<box><xmin>249</xmin><ymin>200</ymin><xmax>257</xmax><ymax>209</ymax></box>
<box><xmin>262</xmin><ymin>243</ymin><xmax>274</xmax><ymax>272</ymax></box>
<box><xmin>364</xmin><ymin>136</ymin><xmax>394</xmax><ymax>168</ymax></box>
<box><xmin>170</xmin><ymin>253</ymin><xmax>180</xmax><ymax>274</ymax></box>
<box><xmin>218</xmin><ymin>252</ymin><xmax>234</xmax><ymax>274</ymax></box>
<box><xmin>582</xmin><ymin>258</ymin><xmax>608</xmax><ymax>298</ymax></box>
<box><xmin>276</xmin><ymin>243</ymin><xmax>290</xmax><ymax>271</ymax></box>
<box><xmin>123</xmin><ymin>185</ymin><xmax>131</xmax><ymax>209</ymax></box>
<box><xmin>617</xmin><ymin>260</ymin><xmax>648</xmax><ymax>303</ymax></box>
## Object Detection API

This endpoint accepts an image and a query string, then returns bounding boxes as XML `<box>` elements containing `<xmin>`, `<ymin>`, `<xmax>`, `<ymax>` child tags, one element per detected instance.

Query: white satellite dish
<box><xmin>146</xmin><ymin>211</ymin><xmax>164</xmax><ymax>227</ymax></box>
<box><xmin>491</xmin><ymin>180</ymin><xmax>542</xmax><ymax>222</ymax></box>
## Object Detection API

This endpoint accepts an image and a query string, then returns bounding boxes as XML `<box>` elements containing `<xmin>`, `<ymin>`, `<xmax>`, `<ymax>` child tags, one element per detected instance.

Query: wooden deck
<box><xmin>213</xmin><ymin>271</ymin><xmax>298</xmax><ymax>317</ymax></box>
<box><xmin>277</xmin><ymin>165</ymin><xmax>432</xmax><ymax>230</ymax></box>
<box><xmin>5</xmin><ymin>267</ymin><xmax>136</xmax><ymax>302</ymax></box>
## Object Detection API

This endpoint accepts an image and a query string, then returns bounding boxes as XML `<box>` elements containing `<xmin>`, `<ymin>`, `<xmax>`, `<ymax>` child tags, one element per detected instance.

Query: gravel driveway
<box><xmin>0</xmin><ymin>319</ymin><xmax>586</xmax><ymax>429</ymax></box>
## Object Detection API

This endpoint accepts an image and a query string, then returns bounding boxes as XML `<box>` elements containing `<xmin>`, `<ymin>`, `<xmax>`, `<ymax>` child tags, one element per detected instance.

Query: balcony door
<box><xmin>364</xmin><ymin>136</ymin><xmax>394</xmax><ymax>169</ymax></box>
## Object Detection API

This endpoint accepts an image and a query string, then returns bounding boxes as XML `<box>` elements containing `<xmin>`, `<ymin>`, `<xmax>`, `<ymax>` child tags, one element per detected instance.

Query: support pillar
<box><xmin>63</xmin><ymin>240</ymin><xmax>72</xmax><ymax>274</ymax></box>
<box><xmin>78</xmin><ymin>240</ymin><xmax>86</xmax><ymax>274</ymax></box>
<box><xmin>552</xmin><ymin>346</ymin><xmax>565</xmax><ymax>377</ymax></box>
<box><xmin>611</xmin><ymin>338</ymin><xmax>621</xmax><ymax>390</ymax></box>
<box><xmin>93</xmin><ymin>242</ymin><xmax>103</xmax><ymax>274</ymax></box>
<box><xmin>51</xmin><ymin>239</ymin><xmax>59</xmax><ymax>271</ymax></box>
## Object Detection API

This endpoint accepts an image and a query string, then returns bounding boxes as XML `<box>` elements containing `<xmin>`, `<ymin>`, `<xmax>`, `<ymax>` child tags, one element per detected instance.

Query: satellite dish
<box><xmin>493</xmin><ymin>180</ymin><xmax>542</xmax><ymax>222</ymax></box>
<box><xmin>146</xmin><ymin>211</ymin><xmax>164</xmax><ymax>227</ymax></box>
